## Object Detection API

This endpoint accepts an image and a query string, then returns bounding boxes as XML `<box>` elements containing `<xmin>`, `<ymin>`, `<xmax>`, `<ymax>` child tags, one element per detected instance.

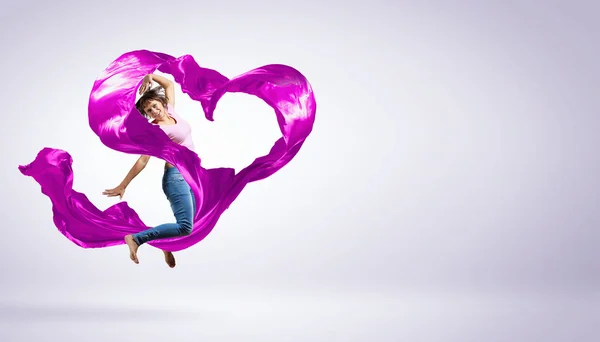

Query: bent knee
<box><xmin>179</xmin><ymin>221</ymin><xmax>193</xmax><ymax>235</ymax></box>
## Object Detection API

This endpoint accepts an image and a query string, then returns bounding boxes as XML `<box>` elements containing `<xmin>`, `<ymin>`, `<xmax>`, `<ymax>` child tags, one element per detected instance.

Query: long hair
<box><xmin>135</xmin><ymin>86</ymin><xmax>170</xmax><ymax>119</ymax></box>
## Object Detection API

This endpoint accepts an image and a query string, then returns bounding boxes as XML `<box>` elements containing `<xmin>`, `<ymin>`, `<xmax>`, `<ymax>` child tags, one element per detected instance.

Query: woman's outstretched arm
<box><xmin>103</xmin><ymin>155</ymin><xmax>150</xmax><ymax>199</ymax></box>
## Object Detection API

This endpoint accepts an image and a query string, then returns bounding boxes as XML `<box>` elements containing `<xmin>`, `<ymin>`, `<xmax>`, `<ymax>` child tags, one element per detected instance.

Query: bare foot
<box><xmin>124</xmin><ymin>235</ymin><xmax>139</xmax><ymax>264</ymax></box>
<box><xmin>163</xmin><ymin>250</ymin><xmax>176</xmax><ymax>268</ymax></box>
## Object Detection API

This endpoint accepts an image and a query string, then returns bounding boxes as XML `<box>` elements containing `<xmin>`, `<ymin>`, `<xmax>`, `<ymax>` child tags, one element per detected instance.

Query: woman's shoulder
<box><xmin>166</xmin><ymin>103</ymin><xmax>181</xmax><ymax>119</ymax></box>
<box><xmin>166</xmin><ymin>104</ymin><xmax>178</xmax><ymax>115</ymax></box>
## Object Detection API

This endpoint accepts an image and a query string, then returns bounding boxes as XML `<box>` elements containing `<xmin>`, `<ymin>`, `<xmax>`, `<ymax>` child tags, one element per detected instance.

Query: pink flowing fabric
<box><xmin>18</xmin><ymin>50</ymin><xmax>316</xmax><ymax>252</ymax></box>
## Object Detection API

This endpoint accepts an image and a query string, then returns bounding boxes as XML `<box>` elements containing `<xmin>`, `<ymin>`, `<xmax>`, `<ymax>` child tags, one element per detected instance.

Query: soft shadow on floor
<box><xmin>0</xmin><ymin>302</ymin><xmax>202</xmax><ymax>322</ymax></box>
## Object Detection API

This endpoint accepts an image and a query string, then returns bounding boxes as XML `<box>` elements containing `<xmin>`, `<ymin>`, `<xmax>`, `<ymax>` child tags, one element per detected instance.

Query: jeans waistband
<box><xmin>163</xmin><ymin>166</ymin><xmax>181</xmax><ymax>175</ymax></box>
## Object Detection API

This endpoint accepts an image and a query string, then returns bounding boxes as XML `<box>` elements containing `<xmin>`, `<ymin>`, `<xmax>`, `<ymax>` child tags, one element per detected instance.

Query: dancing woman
<box><xmin>103</xmin><ymin>73</ymin><xmax>196</xmax><ymax>268</ymax></box>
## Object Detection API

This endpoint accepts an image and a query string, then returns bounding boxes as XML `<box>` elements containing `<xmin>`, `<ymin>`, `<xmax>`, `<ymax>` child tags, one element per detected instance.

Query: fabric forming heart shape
<box><xmin>18</xmin><ymin>50</ymin><xmax>316</xmax><ymax>252</ymax></box>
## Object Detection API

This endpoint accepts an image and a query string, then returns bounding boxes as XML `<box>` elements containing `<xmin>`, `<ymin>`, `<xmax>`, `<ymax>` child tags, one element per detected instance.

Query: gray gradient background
<box><xmin>1</xmin><ymin>0</ymin><xmax>598</xmax><ymax>341</ymax></box>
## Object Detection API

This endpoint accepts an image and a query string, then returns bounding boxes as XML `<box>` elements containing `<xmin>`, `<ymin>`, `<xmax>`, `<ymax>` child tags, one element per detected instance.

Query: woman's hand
<box><xmin>139</xmin><ymin>74</ymin><xmax>153</xmax><ymax>95</ymax></box>
<box><xmin>103</xmin><ymin>185</ymin><xmax>126</xmax><ymax>200</ymax></box>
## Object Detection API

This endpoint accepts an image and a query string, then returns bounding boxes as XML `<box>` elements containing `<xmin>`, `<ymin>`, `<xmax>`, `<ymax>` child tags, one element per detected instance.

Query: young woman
<box><xmin>103</xmin><ymin>73</ymin><xmax>196</xmax><ymax>268</ymax></box>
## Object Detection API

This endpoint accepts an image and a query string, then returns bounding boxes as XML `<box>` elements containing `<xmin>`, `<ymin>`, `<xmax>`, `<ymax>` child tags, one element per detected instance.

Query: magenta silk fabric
<box><xmin>18</xmin><ymin>50</ymin><xmax>316</xmax><ymax>252</ymax></box>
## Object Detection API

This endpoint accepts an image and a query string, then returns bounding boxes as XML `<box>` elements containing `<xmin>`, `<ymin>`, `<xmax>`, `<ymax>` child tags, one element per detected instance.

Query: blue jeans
<box><xmin>132</xmin><ymin>167</ymin><xmax>196</xmax><ymax>245</ymax></box>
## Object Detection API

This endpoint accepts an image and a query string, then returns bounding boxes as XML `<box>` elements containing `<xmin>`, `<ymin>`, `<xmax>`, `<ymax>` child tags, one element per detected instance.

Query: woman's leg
<box><xmin>125</xmin><ymin>167</ymin><xmax>195</xmax><ymax>264</ymax></box>
<box><xmin>160</xmin><ymin>185</ymin><xmax>196</xmax><ymax>268</ymax></box>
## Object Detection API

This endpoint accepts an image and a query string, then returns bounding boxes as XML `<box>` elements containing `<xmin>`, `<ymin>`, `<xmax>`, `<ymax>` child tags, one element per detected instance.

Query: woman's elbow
<box><xmin>138</xmin><ymin>155</ymin><xmax>150</xmax><ymax>165</ymax></box>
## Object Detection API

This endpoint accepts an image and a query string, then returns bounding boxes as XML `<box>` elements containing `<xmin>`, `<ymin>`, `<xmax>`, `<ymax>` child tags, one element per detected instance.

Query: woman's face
<box><xmin>142</xmin><ymin>99</ymin><xmax>166</xmax><ymax>120</ymax></box>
